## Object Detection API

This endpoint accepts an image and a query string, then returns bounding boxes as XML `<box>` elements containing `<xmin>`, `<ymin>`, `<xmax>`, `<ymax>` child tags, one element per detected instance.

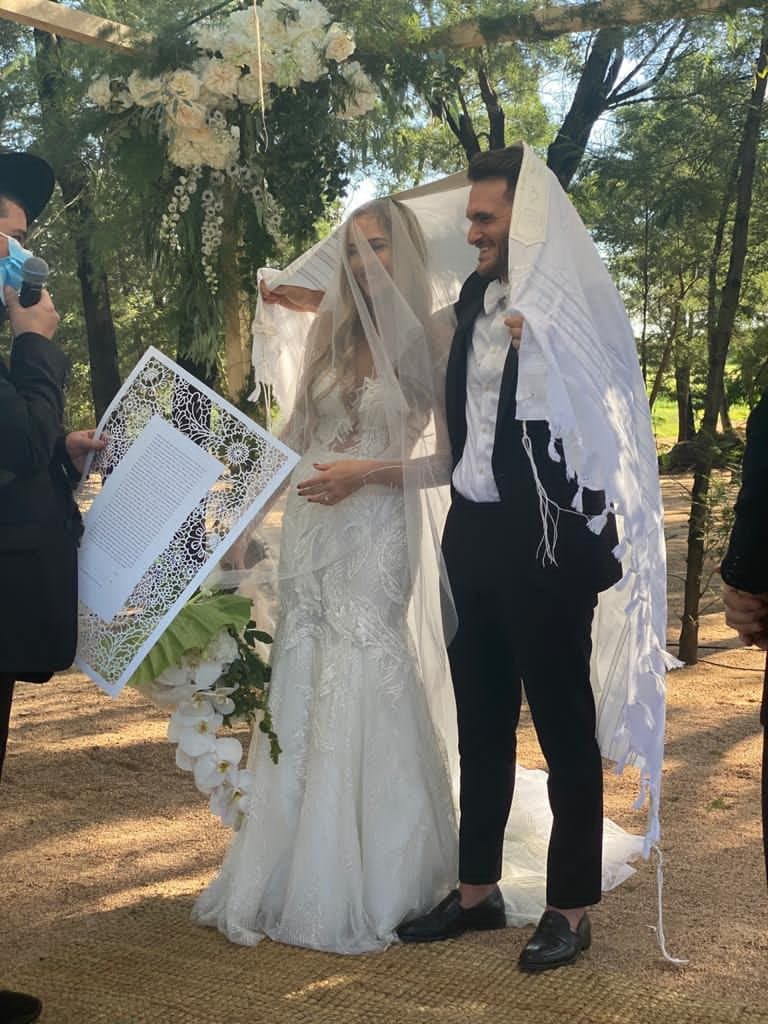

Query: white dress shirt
<box><xmin>452</xmin><ymin>280</ymin><xmax>510</xmax><ymax>502</ymax></box>
<box><xmin>453</xmin><ymin>279</ymin><xmax>550</xmax><ymax>502</ymax></box>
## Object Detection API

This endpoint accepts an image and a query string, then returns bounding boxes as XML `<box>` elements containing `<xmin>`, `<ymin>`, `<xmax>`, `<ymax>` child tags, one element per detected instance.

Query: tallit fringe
<box><xmin>521</xmin><ymin>421</ymin><xmax>559</xmax><ymax>567</ymax></box>
<box><xmin>649</xmin><ymin>843</ymin><xmax>689</xmax><ymax>965</ymax></box>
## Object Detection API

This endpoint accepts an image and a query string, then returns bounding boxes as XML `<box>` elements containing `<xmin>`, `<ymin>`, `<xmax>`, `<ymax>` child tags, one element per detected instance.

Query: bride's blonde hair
<box><xmin>296</xmin><ymin>198</ymin><xmax>431</xmax><ymax>441</ymax></box>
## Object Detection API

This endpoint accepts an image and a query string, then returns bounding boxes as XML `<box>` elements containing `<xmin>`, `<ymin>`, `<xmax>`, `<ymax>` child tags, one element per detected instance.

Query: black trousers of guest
<box><xmin>0</xmin><ymin>674</ymin><xmax>15</xmax><ymax>782</ymax></box>
<box><xmin>442</xmin><ymin>496</ymin><xmax>604</xmax><ymax>909</ymax></box>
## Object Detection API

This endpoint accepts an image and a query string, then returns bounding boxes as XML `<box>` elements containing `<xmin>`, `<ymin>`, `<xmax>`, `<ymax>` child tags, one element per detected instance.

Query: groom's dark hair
<box><xmin>467</xmin><ymin>145</ymin><xmax>523</xmax><ymax>198</ymax></box>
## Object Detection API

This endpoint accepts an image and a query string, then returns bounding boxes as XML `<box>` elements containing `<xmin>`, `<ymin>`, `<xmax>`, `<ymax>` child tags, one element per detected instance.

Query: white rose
<box><xmin>198</xmin><ymin>132</ymin><xmax>239</xmax><ymax>171</ymax></box>
<box><xmin>86</xmin><ymin>76</ymin><xmax>114</xmax><ymax>108</ymax></box>
<box><xmin>219</xmin><ymin>25</ymin><xmax>256</xmax><ymax>64</ymax></box>
<box><xmin>325</xmin><ymin>23</ymin><xmax>355</xmax><ymax>62</ymax></box>
<box><xmin>127</xmin><ymin>70</ymin><xmax>163</xmax><ymax>108</ymax></box>
<box><xmin>340</xmin><ymin>60</ymin><xmax>371</xmax><ymax>89</ymax></box>
<box><xmin>227</xmin><ymin>8</ymin><xmax>259</xmax><ymax>36</ymax></box>
<box><xmin>201</xmin><ymin>58</ymin><xmax>241</xmax><ymax>98</ymax></box>
<box><xmin>338</xmin><ymin>88</ymin><xmax>377</xmax><ymax>120</ymax></box>
<box><xmin>167</xmin><ymin>100</ymin><xmax>208</xmax><ymax>131</ymax></box>
<box><xmin>338</xmin><ymin>63</ymin><xmax>378</xmax><ymax>119</ymax></box>
<box><xmin>259</xmin><ymin>14</ymin><xmax>287</xmax><ymax>49</ymax></box>
<box><xmin>294</xmin><ymin>38</ymin><xmax>324</xmax><ymax>83</ymax></box>
<box><xmin>166</xmin><ymin>69</ymin><xmax>202</xmax><ymax>102</ymax></box>
<box><xmin>297</xmin><ymin>0</ymin><xmax>331</xmax><ymax>32</ymax></box>
<box><xmin>168</xmin><ymin>136</ymin><xmax>202</xmax><ymax>169</ymax></box>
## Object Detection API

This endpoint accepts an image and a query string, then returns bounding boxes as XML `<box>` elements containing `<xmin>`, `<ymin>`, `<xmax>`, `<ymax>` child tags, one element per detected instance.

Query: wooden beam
<box><xmin>0</xmin><ymin>0</ymin><xmax>147</xmax><ymax>52</ymax></box>
<box><xmin>430</xmin><ymin>0</ymin><xmax>760</xmax><ymax>49</ymax></box>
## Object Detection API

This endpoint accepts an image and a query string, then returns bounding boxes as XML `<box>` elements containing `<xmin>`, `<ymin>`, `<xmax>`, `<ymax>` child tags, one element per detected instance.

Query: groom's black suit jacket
<box><xmin>0</xmin><ymin>332</ymin><xmax>81</xmax><ymax>679</ymax></box>
<box><xmin>445</xmin><ymin>272</ymin><xmax>622</xmax><ymax>595</ymax></box>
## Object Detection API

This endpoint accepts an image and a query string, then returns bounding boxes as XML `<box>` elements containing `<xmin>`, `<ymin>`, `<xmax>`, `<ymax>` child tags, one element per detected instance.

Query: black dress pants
<box><xmin>443</xmin><ymin>495</ymin><xmax>603</xmax><ymax>909</ymax></box>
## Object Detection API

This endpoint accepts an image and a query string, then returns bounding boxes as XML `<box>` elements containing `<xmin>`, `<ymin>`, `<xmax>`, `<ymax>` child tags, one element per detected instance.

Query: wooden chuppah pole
<box><xmin>0</xmin><ymin>0</ymin><xmax>145</xmax><ymax>52</ymax></box>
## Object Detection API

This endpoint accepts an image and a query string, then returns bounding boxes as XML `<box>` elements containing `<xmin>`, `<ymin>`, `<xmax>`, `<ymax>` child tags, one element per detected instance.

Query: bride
<box><xmin>192</xmin><ymin>197</ymin><xmax>642</xmax><ymax>954</ymax></box>
<box><xmin>193</xmin><ymin>199</ymin><xmax>461</xmax><ymax>952</ymax></box>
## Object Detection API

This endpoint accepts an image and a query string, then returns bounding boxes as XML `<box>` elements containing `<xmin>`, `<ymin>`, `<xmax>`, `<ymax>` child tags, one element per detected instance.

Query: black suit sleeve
<box><xmin>721</xmin><ymin>388</ymin><xmax>768</xmax><ymax>593</ymax></box>
<box><xmin>0</xmin><ymin>332</ymin><xmax>69</xmax><ymax>479</ymax></box>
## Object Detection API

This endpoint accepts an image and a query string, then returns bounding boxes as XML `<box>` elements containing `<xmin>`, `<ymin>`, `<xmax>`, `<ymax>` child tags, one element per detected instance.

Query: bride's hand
<box><xmin>297</xmin><ymin>460</ymin><xmax>375</xmax><ymax>505</ymax></box>
<box><xmin>259</xmin><ymin>279</ymin><xmax>323</xmax><ymax>313</ymax></box>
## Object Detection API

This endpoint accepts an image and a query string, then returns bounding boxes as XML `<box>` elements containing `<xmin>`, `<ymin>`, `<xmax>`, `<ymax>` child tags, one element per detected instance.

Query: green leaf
<box><xmin>245</xmin><ymin>626</ymin><xmax>274</xmax><ymax>645</ymax></box>
<box><xmin>128</xmin><ymin>592</ymin><xmax>253</xmax><ymax>687</ymax></box>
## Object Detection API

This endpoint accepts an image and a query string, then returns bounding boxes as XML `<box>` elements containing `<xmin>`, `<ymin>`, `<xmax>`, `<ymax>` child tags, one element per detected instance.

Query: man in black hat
<box><xmin>0</xmin><ymin>151</ymin><xmax>104</xmax><ymax>1024</ymax></box>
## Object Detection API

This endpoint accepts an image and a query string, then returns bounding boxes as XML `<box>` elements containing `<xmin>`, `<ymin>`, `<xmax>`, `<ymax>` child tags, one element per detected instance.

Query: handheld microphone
<box><xmin>19</xmin><ymin>256</ymin><xmax>50</xmax><ymax>308</ymax></box>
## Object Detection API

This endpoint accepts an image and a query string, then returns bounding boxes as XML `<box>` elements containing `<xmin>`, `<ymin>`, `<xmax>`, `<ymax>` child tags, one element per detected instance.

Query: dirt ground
<box><xmin>1</xmin><ymin>476</ymin><xmax>767</xmax><ymax>1021</ymax></box>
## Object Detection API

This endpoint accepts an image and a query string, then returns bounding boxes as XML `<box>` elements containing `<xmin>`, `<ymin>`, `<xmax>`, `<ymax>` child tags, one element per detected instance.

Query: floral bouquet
<box><xmin>130</xmin><ymin>590</ymin><xmax>278</xmax><ymax>830</ymax></box>
<box><xmin>85</xmin><ymin>0</ymin><xmax>378</xmax><ymax>293</ymax></box>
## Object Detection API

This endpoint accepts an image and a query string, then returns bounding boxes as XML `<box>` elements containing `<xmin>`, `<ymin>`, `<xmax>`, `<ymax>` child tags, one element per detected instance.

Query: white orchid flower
<box><xmin>175</xmin><ymin>691</ymin><xmax>218</xmax><ymax>718</ymax></box>
<box><xmin>175</xmin><ymin>747</ymin><xmax>197</xmax><ymax>772</ymax></box>
<box><xmin>168</xmin><ymin>701</ymin><xmax>223</xmax><ymax>757</ymax></box>
<box><xmin>206</xmin><ymin>629</ymin><xmax>239</xmax><ymax>665</ymax></box>
<box><xmin>209</xmin><ymin>770</ymin><xmax>256</xmax><ymax>829</ymax></box>
<box><xmin>156</xmin><ymin>663</ymin><xmax>195</xmax><ymax>688</ymax></box>
<box><xmin>192</xmin><ymin>737</ymin><xmax>243</xmax><ymax>794</ymax></box>
<box><xmin>192</xmin><ymin>659</ymin><xmax>225</xmax><ymax>690</ymax></box>
<box><xmin>147</xmin><ymin>680</ymin><xmax>201</xmax><ymax>709</ymax></box>
<box><xmin>208</xmin><ymin>686</ymin><xmax>237</xmax><ymax>716</ymax></box>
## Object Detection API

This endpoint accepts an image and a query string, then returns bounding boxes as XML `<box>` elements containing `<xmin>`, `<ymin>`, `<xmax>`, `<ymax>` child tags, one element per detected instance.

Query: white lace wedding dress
<box><xmin>192</xmin><ymin>377</ymin><xmax>459</xmax><ymax>952</ymax></box>
<box><xmin>192</xmin><ymin>376</ymin><xmax>643</xmax><ymax>953</ymax></box>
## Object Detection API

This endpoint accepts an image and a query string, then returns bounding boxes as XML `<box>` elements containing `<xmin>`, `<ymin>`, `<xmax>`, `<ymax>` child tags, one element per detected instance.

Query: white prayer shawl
<box><xmin>251</xmin><ymin>142</ymin><xmax>670</xmax><ymax>857</ymax></box>
<box><xmin>504</xmin><ymin>146</ymin><xmax>671</xmax><ymax>855</ymax></box>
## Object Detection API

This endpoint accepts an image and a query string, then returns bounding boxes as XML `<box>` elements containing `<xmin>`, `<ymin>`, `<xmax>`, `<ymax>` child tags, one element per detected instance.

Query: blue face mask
<box><xmin>0</xmin><ymin>233</ymin><xmax>34</xmax><ymax>305</ymax></box>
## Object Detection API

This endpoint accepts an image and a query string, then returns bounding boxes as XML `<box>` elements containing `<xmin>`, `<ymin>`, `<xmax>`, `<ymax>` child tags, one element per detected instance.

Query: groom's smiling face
<box><xmin>465</xmin><ymin>178</ymin><xmax>514</xmax><ymax>282</ymax></box>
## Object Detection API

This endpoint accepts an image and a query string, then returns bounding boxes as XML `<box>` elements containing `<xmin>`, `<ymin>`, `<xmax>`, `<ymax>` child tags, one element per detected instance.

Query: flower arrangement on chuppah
<box><xmin>129</xmin><ymin>589</ymin><xmax>278</xmax><ymax>831</ymax></box>
<box><xmin>85</xmin><ymin>0</ymin><xmax>377</xmax><ymax>295</ymax></box>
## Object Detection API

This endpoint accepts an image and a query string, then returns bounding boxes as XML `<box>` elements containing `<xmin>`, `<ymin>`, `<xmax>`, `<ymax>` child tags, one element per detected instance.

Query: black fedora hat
<box><xmin>0</xmin><ymin>151</ymin><xmax>55</xmax><ymax>223</ymax></box>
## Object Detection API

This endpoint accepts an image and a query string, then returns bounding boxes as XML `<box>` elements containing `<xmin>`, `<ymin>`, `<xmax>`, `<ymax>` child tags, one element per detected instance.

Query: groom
<box><xmin>397</xmin><ymin>145</ymin><xmax>622</xmax><ymax>971</ymax></box>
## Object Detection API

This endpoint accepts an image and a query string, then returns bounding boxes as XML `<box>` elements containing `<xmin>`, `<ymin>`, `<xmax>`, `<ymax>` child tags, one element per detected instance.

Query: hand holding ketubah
<box><xmin>64</xmin><ymin>430</ymin><xmax>107</xmax><ymax>475</ymax></box>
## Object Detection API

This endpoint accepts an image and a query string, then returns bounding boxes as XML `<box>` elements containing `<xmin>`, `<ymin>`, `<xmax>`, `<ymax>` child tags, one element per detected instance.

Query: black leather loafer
<box><xmin>518</xmin><ymin>910</ymin><xmax>591</xmax><ymax>972</ymax></box>
<box><xmin>396</xmin><ymin>887</ymin><xmax>506</xmax><ymax>943</ymax></box>
<box><xmin>0</xmin><ymin>990</ymin><xmax>43</xmax><ymax>1024</ymax></box>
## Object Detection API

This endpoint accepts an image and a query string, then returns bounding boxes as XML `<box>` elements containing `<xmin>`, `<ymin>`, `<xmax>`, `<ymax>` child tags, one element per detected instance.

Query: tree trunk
<box><xmin>639</xmin><ymin>205</ymin><xmax>651</xmax><ymax>384</ymax></box>
<box><xmin>478</xmin><ymin>63</ymin><xmax>505</xmax><ymax>151</ymax></box>
<box><xmin>648</xmin><ymin>333</ymin><xmax>675</xmax><ymax>411</ymax></box>
<box><xmin>63</xmin><ymin>182</ymin><xmax>121</xmax><ymax>421</ymax></box>
<box><xmin>678</xmin><ymin>21</ymin><xmax>768</xmax><ymax>664</ymax></box>
<box><xmin>33</xmin><ymin>26</ymin><xmax>121</xmax><ymax>421</ymax></box>
<box><xmin>217</xmin><ymin>186</ymin><xmax>253</xmax><ymax>405</ymax></box>
<box><xmin>649</xmin><ymin>294</ymin><xmax>684</xmax><ymax>410</ymax></box>
<box><xmin>720</xmin><ymin>392</ymin><xmax>733</xmax><ymax>433</ymax></box>
<box><xmin>547</xmin><ymin>28</ymin><xmax>624</xmax><ymax>189</ymax></box>
<box><xmin>674</xmin><ymin>327</ymin><xmax>694</xmax><ymax>444</ymax></box>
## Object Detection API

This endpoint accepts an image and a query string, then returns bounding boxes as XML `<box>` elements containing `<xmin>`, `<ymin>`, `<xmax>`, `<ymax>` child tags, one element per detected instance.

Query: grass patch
<box><xmin>651</xmin><ymin>396</ymin><xmax>751</xmax><ymax>447</ymax></box>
